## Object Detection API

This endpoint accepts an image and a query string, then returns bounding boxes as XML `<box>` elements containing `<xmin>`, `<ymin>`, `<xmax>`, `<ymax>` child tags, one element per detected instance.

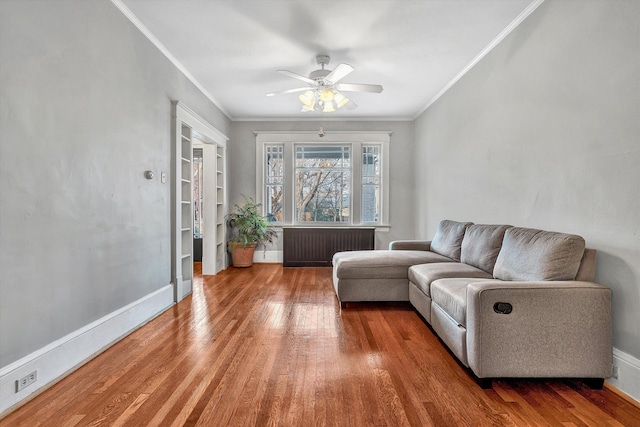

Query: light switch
<box><xmin>161</xmin><ymin>172</ymin><xmax>166</xmax><ymax>183</ymax></box>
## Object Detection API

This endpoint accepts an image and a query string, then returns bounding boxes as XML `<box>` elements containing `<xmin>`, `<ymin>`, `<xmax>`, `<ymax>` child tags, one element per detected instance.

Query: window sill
<box><xmin>269</xmin><ymin>224</ymin><xmax>390</xmax><ymax>231</ymax></box>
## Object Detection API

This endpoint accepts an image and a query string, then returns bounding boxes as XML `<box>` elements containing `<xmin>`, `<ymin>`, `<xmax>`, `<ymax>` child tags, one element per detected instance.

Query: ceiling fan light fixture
<box><xmin>301</xmin><ymin>102</ymin><xmax>315</xmax><ymax>112</ymax></box>
<box><xmin>297</xmin><ymin>89</ymin><xmax>349</xmax><ymax>113</ymax></box>
<box><xmin>299</xmin><ymin>90</ymin><xmax>316</xmax><ymax>112</ymax></box>
<box><xmin>319</xmin><ymin>88</ymin><xmax>335</xmax><ymax>103</ymax></box>
<box><xmin>322</xmin><ymin>101</ymin><xmax>336</xmax><ymax>113</ymax></box>
<box><xmin>299</xmin><ymin>90</ymin><xmax>314</xmax><ymax>104</ymax></box>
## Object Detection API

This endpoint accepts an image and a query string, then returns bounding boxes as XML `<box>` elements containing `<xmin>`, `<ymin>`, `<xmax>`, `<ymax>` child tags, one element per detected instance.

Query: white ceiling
<box><xmin>116</xmin><ymin>0</ymin><xmax>540</xmax><ymax>120</ymax></box>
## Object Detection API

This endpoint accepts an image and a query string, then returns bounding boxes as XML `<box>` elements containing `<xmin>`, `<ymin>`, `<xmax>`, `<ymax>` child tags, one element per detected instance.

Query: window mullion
<box><xmin>255</xmin><ymin>142</ymin><xmax>265</xmax><ymax>210</ymax></box>
<box><xmin>283</xmin><ymin>141</ymin><xmax>294</xmax><ymax>224</ymax></box>
<box><xmin>351</xmin><ymin>142</ymin><xmax>362</xmax><ymax>225</ymax></box>
<box><xmin>381</xmin><ymin>141</ymin><xmax>390</xmax><ymax>225</ymax></box>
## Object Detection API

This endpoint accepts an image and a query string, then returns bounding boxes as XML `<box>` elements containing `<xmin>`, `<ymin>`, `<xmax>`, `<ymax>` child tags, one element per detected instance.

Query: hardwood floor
<box><xmin>2</xmin><ymin>263</ymin><xmax>639</xmax><ymax>426</ymax></box>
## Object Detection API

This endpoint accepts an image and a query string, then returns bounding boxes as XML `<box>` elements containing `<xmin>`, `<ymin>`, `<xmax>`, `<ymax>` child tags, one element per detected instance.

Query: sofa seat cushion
<box><xmin>408</xmin><ymin>262</ymin><xmax>492</xmax><ymax>298</ymax></box>
<box><xmin>430</xmin><ymin>278</ymin><xmax>494</xmax><ymax>327</ymax></box>
<box><xmin>430</xmin><ymin>220</ymin><xmax>473</xmax><ymax>262</ymax></box>
<box><xmin>460</xmin><ymin>224</ymin><xmax>511</xmax><ymax>274</ymax></box>
<box><xmin>493</xmin><ymin>227</ymin><xmax>586</xmax><ymax>281</ymax></box>
<box><xmin>333</xmin><ymin>250</ymin><xmax>452</xmax><ymax>280</ymax></box>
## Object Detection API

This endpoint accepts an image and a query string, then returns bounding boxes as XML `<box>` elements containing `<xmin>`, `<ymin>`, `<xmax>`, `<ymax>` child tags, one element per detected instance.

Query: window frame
<box><xmin>294</xmin><ymin>143</ymin><xmax>352</xmax><ymax>224</ymax></box>
<box><xmin>255</xmin><ymin>131</ymin><xmax>391</xmax><ymax>227</ymax></box>
<box><xmin>264</xmin><ymin>144</ymin><xmax>284</xmax><ymax>222</ymax></box>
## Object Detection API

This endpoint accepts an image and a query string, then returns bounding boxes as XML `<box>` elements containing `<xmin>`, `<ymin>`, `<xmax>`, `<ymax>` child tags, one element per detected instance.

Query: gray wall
<box><xmin>0</xmin><ymin>0</ymin><xmax>230</xmax><ymax>367</ymax></box>
<box><xmin>229</xmin><ymin>121</ymin><xmax>415</xmax><ymax>249</ymax></box>
<box><xmin>414</xmin><ymin>0</ymin><xmax>640</xmax><ymax>359</ymax></box>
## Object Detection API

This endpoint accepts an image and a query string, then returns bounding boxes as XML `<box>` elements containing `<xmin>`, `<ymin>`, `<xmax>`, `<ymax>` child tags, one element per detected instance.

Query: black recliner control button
<box><xmin>493</xmin><ymin>302</ymin><xmax>513</xmax><ymax>314</ymax></box>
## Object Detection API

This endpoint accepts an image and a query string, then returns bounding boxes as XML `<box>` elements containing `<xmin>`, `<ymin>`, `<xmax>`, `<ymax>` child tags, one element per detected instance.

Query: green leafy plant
<box><xmin>226</xmin><ymin>196</ymin><xmax>277</xmax><ymax>247</ymax></box>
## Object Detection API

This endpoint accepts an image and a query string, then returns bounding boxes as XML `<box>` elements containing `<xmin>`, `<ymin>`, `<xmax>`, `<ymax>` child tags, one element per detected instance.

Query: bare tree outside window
<box><xmin>295</xmin><ymin>145</ymin><xmax>351</xmax><ymax>223</ymax></box>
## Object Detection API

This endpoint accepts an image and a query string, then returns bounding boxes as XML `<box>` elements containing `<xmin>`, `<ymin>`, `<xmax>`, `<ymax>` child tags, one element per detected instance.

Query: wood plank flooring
<box><xmin>2</xmin><ymin>263</ymin><xmax>639</xmax><ymax>426</ymax></box>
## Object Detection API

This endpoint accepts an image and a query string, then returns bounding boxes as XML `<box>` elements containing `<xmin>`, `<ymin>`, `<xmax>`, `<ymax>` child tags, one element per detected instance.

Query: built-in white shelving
<box><xmin>178</xmin><ymin>123</ymin><xmax>193</xmax><ymax>296</ymax></box>
<box><xmin>172</xmin><ymin>101</ymin><xmax>228</xmax><ymax>301</ymax></box>
<box><xmin>214</xmin><ymin>144</ymin><xmax>226</xmax><ymax>273</ymax></box>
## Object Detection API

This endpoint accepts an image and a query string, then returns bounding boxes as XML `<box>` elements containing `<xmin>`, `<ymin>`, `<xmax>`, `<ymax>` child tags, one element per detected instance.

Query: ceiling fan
<box><xmin>266</xmin><ymin>54</ymin><xmax>383</xmax><ymax>113</ymax></box>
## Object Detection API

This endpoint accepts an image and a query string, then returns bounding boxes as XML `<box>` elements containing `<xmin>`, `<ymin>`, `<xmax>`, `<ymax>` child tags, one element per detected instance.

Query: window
<box><xmin>265</xmin><ymin>145</ymin><xmax>284</xmax><ymax>222</ymax></box>
<box><xmin>256</xmin><ymin>132</ymin><xmax>390</xmax><ymax>226</ymax></box>
<box><xmin>295</xmin><ymin>145</ymin><xmax>351</xmax><ymax>223</ymax></box>
<box><xmin>362</xmin><ymin>144</ymin><xmax>381</xmax><ymax>223</ymax></box>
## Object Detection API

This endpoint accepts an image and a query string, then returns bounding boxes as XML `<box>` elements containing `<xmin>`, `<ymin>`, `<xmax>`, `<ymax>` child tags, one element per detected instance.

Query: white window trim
<box><xmin>255</xmin><ymin>131</ymin><xmax>391</xmax><ymax>228</ymax></box>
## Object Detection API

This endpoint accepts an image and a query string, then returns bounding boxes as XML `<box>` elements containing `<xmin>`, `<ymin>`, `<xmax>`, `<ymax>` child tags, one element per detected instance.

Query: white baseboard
<box><xmin>606</xmin><ymin>347</ymin><xmax>640</xmax><ymax>404</ymax></box>
<box><xmin>253</xmin><ymin>250</ymin><xmax>282</xmax><ymax>263</ymax></box>
<box><xmin>0</xmin><ymin>284</ymin><xmax>174</xmax><ymax>414</ymax></box>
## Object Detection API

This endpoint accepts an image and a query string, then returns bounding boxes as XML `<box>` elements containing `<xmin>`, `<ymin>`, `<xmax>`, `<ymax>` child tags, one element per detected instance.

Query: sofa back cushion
<box><xmin>575</xmin><ymin>248</ymin><xmax>597</xmax><ymax>282</ymax></box>
<box><xmin>493</xmin><ymin>227</ymin><xmax>586</xmax><ymax>281</ymax></box>
<box><xmin>460</xmin><ymin>224</ymin><xmax>511</xmax><ymax>274</ymax></box>
<box><xmin>430</xmin><ymin>220</ymin><xmax>473</xmax><ymax>261</ymax></box>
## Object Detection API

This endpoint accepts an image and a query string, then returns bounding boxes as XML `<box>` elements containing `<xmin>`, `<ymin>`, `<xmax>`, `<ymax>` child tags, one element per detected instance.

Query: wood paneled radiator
<box><xmin>282</xmin><ymin>227</ymin><xmax>375</xmax><ymax>267</ymax></box>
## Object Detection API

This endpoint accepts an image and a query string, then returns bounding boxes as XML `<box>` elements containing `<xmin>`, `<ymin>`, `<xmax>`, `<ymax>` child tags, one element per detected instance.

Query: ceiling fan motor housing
<box><xmin>310</xmin><ymin>54</ymin><xmax>332</xmax><ymax>82</ymax></box>
<box><xmin>309</xmin><ymin>69</ymin><xmax>331</xmax><ymax>82</ymax></box>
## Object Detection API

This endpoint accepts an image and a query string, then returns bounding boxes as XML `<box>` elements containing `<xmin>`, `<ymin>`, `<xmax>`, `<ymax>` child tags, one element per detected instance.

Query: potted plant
<box><xmin>226</xmin><ymin>196</ymin><xmax>277</xmax><ymax>267</ymax></box>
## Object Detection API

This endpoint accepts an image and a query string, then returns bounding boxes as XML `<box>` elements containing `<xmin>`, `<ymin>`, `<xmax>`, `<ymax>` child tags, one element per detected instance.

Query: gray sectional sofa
<box><xmin>332</xmin><ymin>220</ymin><xmax>612</xmax><ymax>388</ymax></box>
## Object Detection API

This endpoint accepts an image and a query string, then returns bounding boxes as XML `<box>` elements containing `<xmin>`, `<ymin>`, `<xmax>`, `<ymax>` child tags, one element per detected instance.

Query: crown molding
<box><xmin>252</xmin><ymin>130</ymin><xmax>393</xmax><ymax>136</ymax></box>
<box><xmin>234</xmin><ymin>116</ymin><xmax>413</xmax><ymax>122</ymax></box>
<box><xmin>413</xmin><ymin>0</ymin><xmax>545</xmax><ymax>120</ymax></box>
<box><xmin>110</xmin><ymin>0</ymin><xmax>233</xmax><ymax>120</ymax></box>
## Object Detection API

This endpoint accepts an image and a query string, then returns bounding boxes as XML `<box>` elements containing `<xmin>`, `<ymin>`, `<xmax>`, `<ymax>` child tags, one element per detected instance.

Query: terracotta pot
<box><xmin>229</xmin><ymin>242</ymin><xmax>257</xmax><ymax>267</ymax></box>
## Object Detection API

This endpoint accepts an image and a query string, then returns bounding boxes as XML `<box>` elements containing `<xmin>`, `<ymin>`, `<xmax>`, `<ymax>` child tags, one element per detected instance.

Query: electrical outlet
<box><xmin>611</xmin><ymin>365</ymin><xmax>619</xmax><ymax>379</ymax></box>
<box><xmin>161</xmin><ymin>172</ymin><xmax>167</xmax><ymax>183</ymax></box>
<box><xmin>16</xmin><ymin>370</ymin><xmax>37</xmax><ymax>392</ymax></box>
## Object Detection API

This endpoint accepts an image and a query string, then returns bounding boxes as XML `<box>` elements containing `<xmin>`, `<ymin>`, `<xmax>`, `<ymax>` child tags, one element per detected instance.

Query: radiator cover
<box><xmin>282</xmin><ymin>227</ymin><xmax>375</xmax><ymax>267</ymax></box>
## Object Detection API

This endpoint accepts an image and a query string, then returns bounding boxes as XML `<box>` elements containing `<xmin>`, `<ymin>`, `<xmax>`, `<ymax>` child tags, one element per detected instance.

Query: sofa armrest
<box><xmin>388</xmin><ymin>240</ymin><xmax>431</xmax><ymax>251</ymax></box>
<box><xmin>466</xmin><ymin>280</ymin><xmax>611</xmax><ymax>379</ymax></box>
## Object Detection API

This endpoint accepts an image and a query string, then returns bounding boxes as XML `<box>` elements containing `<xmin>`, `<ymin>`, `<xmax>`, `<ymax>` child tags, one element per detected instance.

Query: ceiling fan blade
<box><xmin>325</xmin><ymin>63</ymin><xmax>354</xmax><ymax>84</ymax></box>
<box><xmin>277</xmin><ymin>70</ymin><xmax>316</xmax><ymax>85</ymax></box>
<box><xmin>266</xmin><ymin>87</ymin><xmax>310</xmax><ymax>97</ymax></box>
<box><xmin>335</xmin><ymin>83</ymin><xmax>383</xmax><ymax>93</ymax></box>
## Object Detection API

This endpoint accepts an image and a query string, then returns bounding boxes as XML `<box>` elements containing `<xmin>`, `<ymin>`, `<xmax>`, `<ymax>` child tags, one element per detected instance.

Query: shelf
<box><xmin>181</xmin><ymin>178</ymin><xmax>191</xmax><ymax>183</ymax></box>
<box><xmin>181</xmin><ymin>254</ymin><xmax>191</xmax><ymax>260</ymax></box>
<box><xmin>181</xmin><ymin>201</ymin><xmax>190</xmax><ymax>205</ymax></box>
<box><xmin>181</xmin><ymin>157</ymin><xmax>191</xmax><ymax>163</ymax></box>
<box><xmin>181</xmin><ymin>135</ymin><xmax>190</xmax><ymax>141</ymax></box>
<box><xmin>181</xmin><ymin>227</ymin><xmax>191</xmax><ymax>232</ymax></box>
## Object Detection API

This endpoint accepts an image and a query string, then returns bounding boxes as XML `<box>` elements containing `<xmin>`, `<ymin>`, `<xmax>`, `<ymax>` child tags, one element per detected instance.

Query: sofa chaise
<box><xmin>332</xmin><ymin>220</ymin><xmax>612</xmax><ymax>388</ymax></box>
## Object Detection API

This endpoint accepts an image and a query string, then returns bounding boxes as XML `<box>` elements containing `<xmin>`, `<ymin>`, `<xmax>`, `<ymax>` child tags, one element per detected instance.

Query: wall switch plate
<box><xmin>16</xmin><ymin>370</ymin><xmax>37</xmax><ymax>392</ymax></box>
<box><xmin>161</xmin><ymin>172</ymin><xmax>167</xmax><ymax>183</ymax></box>
<box><xmin>612</xmin><ymin>365</ymin><xmax>619</xmax><ymax>379</ymax></box>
